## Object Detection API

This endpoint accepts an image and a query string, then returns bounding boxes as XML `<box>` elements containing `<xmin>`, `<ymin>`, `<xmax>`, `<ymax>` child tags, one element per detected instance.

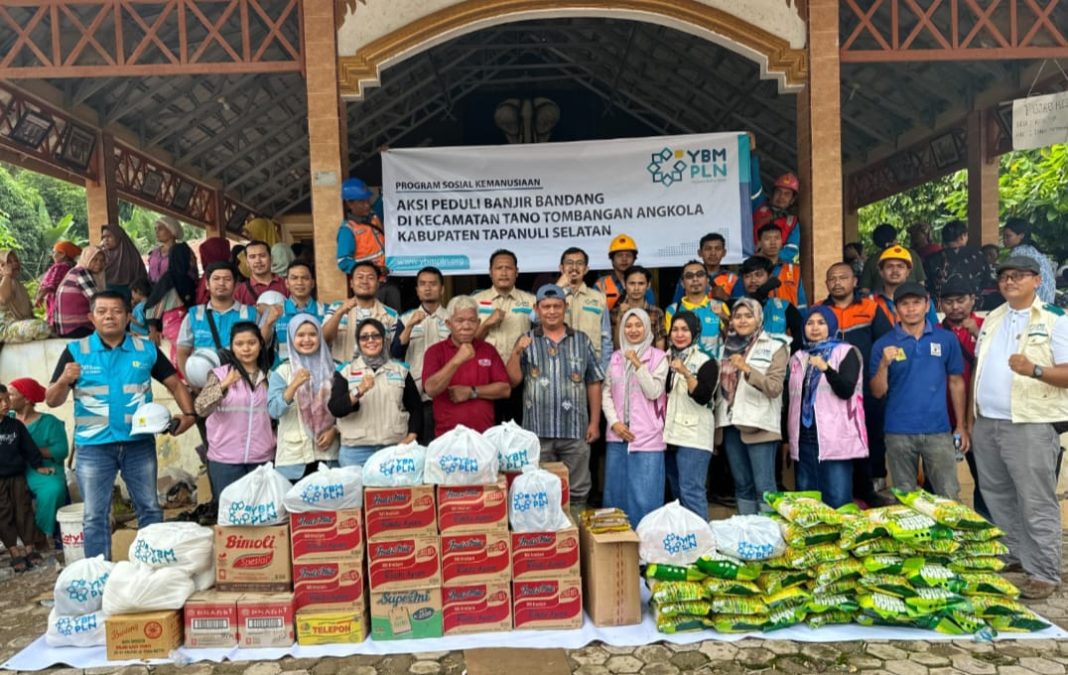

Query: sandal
<box><xmin>10</xmin><ymin>556</ymin><xmax>28</xmax><ymax>573</ymax></box>
<box><xmin>26</xmin><ymin>551</ymin><xmax>43</xmax><ymax>568</ymax></box>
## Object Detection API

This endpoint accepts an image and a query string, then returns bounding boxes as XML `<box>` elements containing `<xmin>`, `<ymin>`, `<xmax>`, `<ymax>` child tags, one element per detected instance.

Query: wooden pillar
<box><xmin>967</xmin><ymin>109</ymin><xmax>999</xmax><ymax>246</ymax></box>
<box><xmin>303</xmin><ymin>0</ymin><xmax>346</xmax><ymax>303</ymax></box>
<box><xmin>843</xmin><ymin>209</ymin><xmax>859</xmax><ymax>243</ymax></box>
<box><xmin>796</xmin><ymin>0</ymin><xmax>843</xmax><ymax>297</ymax></box>
<box><xmin>85</xmin><ymin>132</ymin><xmax>117</xmax><ymax>245</ymax></box>
<box><xmin>207</xmin><ymin>189</ymin><xmax>224</xmax><ymax>238</ymax></box>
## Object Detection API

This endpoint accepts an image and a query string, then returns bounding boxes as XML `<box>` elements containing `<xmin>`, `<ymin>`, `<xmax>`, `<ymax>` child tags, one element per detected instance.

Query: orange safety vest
<box><xmin>711</xmin><ymin>272</ymin><xmax>737</xmax><ymax>298</ymax></box>
<box><xmin>772</xmin><ymin>263</ymin><xmax>802</xmax><ymax>307</ymax></box>
<box><xmin>872</xmin><ymin>294</ymin><xmax>898</xmax><ymax>327</ymax></box>
<box><xmin>346</xmin><ymin>215</ymin><xmax>386</xmax><ymax>271</ymax></box>
<box><xmin>596</xmin><ymin>274</ymin><xmax>624</xmax><ymax>311</ymax></box>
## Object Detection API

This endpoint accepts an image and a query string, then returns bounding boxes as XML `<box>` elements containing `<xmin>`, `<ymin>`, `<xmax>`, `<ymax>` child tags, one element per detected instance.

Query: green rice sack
<box><xmin>959</xmin><ymin>573</ymin><xmax>1020</xmax><ymax>598</ymax></box>
<box><xmin>811</xmin><ymin>579</ymin><xmax>859</xmax><ymax>596</ymax></box>
<box><xmin>710</xmin><ymin>596</ymin><xmax>768</xmax><ymax>616</ymax></box>
<box><xmin>806</xmin><ymin>594</ymin><xmax>861</xmax><ymax>614</ymax></box>
<box><xmin>782</xmin><ymin>543</ymin><xmax>848</xmax><ymax>569</ymax></box>
<box><xmin>892</xmin><ymin>488</ymin><xmax>994</xmax><ymax>530</ymax></box>
<box><xmin>968</xmin><ymin>595</ymin><xmax>1036</xmax><ymax>618</ymax></box>
<box><xmin>858</xmin><ymin>574</ymin><xmax>918</xmax><ymax>598</ymax></box>
<box><xmin>763</xmin><ymin>605</ymin><xmax>808</xmax><ymax>632</ymax></box>
<box><xmin>651</xmin><ymin>580</ymin><xmax>707</xmax><ymax>603</ymax></box>
<box><xmin>756</xmin><ymin>570</ymin><xmax>811</xmax><ymax>595</ymax></box>
<box><xmin>903</xmin><ymin>587</ymin><xmax>972</xmax><ymax>614</ymax></box>
<box><xmin>653</xmin><ymin>600</ymin><xmax>713</xmax><ymax>617</ymax></box>
<box><xmin>777</xmin><ymin>518</ymin><xmax>840</xmax><ymax>548</ymax></box>
<box><xmin>764</xmin><ymin>491</ymin><xmax>846</xmax><ymax>529</ymax></box>
<box><xmin>960</xmin><ymin>540</ymin><xmax>1011</xmax><ymax>558</ymax></box>
<box><xmin>807</xmin><ymin>610</ymin><xmax>854</xmax><ymax>628</ymax></box>
<box><xmin>900</xmin><ymin>559</ymin><xmax>965</xmax><ymax>592</ymax></box>
<box><xmin>764</xmin><ymin>586</ymin><xmax>811</xmax><ymax>610</ymax></box>
<box><xmin>851</xmin><ymin>537</ymin><xmax>913</xmax><ymax>557</ymax></box>
<box><xmin>655</xmin><ymin>613</ymin><xmax>714</xmax><ymax>634</ymax></box>
<box><xmin>694</xmin><ymin>553</ymin><xmax>762</xmax><ymax>581</ymax></box>
<box><xmin>914</xmin><ymin>611</ymin><xmax>994</xmax><ymax>638</ymax></box>
<box><xmin>855</xmin><ymin>613</ymin><xmax>916</xmax><ymax>628</ymax></box>
<box><xmin>857</xmin><ymin>593</ymin><xmax>914</xmax><ymax>622</ymax></box>
<box><xmin>838</xmin><ymin>515</ymin><xmax>888</xmax><ymax>550</ymax></box>
<box><xmin>908</xmin><ymin>538</ymin><xmax>961</xmax><ymax>555</ymax></box>
<box><xmin>948</xmin><ymin>557</ymin><xmax>1005</xmax><ymax>573</ymax></box>
<box><xmin>955</xmin><ymin>526</ymin><xmax>1006</xmax><ymax>542</ymax></box>
<box><xmin>813</xmin><ymin>558</ymin><xmax>865</xmax><ymax>586</ymax></box>
<box><xmin>837</xmin><ymin>502</ymin><xmax>863</xmax><ymax>517</ymax></box>
<box><xmin>860</xmin><ymin>554</ymin><xmax>909</xmax><ymax>575</ymax></box>
<box><xmin>987</xmin><ymin>613</ymin><xmax>1051</xmax><ymax>633</ymax></box>
<box><xmin>645</xmin><ymin>563</ymin><xmax>706</xmax><ymax>582</ymax></box>
<box><xmin>708</xmin><ymin>613</ymin><xmax>768</xmax><ymax>633</ymax></box>
<box><xmin>867</xmin><ymin>505</ymin><xmax>950</xmax><ymax>543</ymax></box>
<box><xmin>702</xmin><ymin>577</ymin><xmax>762</xmax><ymax>597</ymax></box>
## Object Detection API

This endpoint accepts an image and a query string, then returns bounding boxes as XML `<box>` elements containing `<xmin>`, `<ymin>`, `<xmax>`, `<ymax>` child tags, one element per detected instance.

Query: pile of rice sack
<box><xmin>641</xmin><ymin>489</ymin><xmax>1049</xmax><ymax>637</ymax></box>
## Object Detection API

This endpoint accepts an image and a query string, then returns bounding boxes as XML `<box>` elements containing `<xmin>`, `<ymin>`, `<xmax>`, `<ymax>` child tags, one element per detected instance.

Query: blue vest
<box><xmin>274</xmin><ymin>298</ymin><xmax>325</xmax><ymax>365</ymax></box>
<box><xmin>763</xmin><ymin>298</ymin><xmax>790</xmax><ymax>337</ymax></box>
<box><xmin>70</xmin><ymin>333</ymin><xmax>157</xmax><ymax>446</ymax></box>
<box><xmin>187</xmin><ymin>303</ymin><xmax>257</xmax><ymax>350</ymax></box>
<box><xmin>667</xmin><ymin>299</ymin><xmax>724</xmax><ymax>359</ymax></box>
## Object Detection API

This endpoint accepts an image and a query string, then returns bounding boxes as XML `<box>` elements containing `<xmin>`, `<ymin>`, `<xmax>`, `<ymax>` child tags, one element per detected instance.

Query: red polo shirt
<box><xmin>943</xmin><ymin>312</ymin><xmax>983</xmax><ymax>427</ymax></box>
<box><xmin>422</xmin><ymin>337</ymin><xmax>509</xmax><ymax>437</ymax></box>
<box><xmin>233</xmin><ymin>275</ymin><xmax>288</xmax><ymax>304</ymax></box>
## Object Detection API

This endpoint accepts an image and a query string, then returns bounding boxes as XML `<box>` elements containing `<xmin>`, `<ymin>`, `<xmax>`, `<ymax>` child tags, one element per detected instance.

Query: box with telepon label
<box><xmin>436</xmin><ymin>475</ymin><xmax>508</xmax><ymax>533</ymax></box>
<box><xmin>440</xmin><ymin>529</ymin><xmax>510</xmax><ymax>586</ymax></box>
<box><xmin>296</xmin><ymin>604</ymin><xmax>368</xmax><ymax>645</ymax></box>
<box><xmin>214</xmin><ymin>524</ymin><xmax>292</xmax><ymax>592</ymax></box>
<box><xmin>367</xmin><ymin>535</ymin><xmax>441</xmax><ymax>591</ymax></box>
<box><xmin>510</xmin><ymin>517</ymin><xmax>580</xmax><ymax>581</ymax></box>
<box><xmin>504</xmin><ymin>462</ymin><xmax>570</xmax><ymax>509</ymax></box>
<box><xmin>289</xmin><ymin>508</ymin><xmax>363</xmax><ymax>562</ymax></box>
<box><xmin>512</xmin><ymin>578</ymin><xmax>583</xmax><ymax>630</ymax></box>
<box><xmin>363</xmin><ymin>485</ymin><xmax>437</xmax><ymax>540</ymax></box>
<box><xmin>442</xmin><ymin>582</ymin><xmax>512</xmax><ymax>635</ymax></box>
<box><xmin>292</xmin><ymin>558</ymin><xmax>366</xmax><ymax>610</ymax></box>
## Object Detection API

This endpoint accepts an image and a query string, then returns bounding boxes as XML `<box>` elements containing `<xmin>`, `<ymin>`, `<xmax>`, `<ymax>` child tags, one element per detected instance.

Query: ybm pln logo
<box><xmin>647</xmin><ymin>146</ymin><xmax>729</xmax><ymax>186</ymax></box>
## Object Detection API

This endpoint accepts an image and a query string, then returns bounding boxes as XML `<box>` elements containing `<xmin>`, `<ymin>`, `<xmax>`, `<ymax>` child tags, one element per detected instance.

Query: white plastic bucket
<box><xmin>56</xmin><ymin>503</ymin><xmax>85</xmax><ymax>563</ymax></box>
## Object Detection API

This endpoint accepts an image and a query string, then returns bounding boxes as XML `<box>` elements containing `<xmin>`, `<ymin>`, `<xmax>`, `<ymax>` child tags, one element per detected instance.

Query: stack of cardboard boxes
<box><xmin>291</xmin><ymin>507</ymin><xmax>367</xmax><ymax>644</ymax></box>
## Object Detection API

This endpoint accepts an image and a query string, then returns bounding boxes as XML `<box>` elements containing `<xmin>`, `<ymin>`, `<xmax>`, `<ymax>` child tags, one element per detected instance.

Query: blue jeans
<box><xmin>275</xmin><ymin>460</ymin><xmax>340</xmax><ymax>482</ymax></box>
<box><xmin>603</xmin><ymin>442</ymin><xmax>665</xmax><ymax>528</ymax></box>
<box><xmin>208</xmin><ymin>461</ymin><xmax>263</xmax><ymax>503</ymax></box>
<box><xmin>795</xmin><ymin>437</ymin><xmax>854</xmax><ymax>508</ymax></box>
<box><xmin>339</xmin><ymin>445</ymin><xmax>385</xmax><ymax>468</ymax></box>
<box><xmin>665</xmin><ymin>446</ymin><xmax>712</xmax><ymax>519</ymax></box>
<box><xmin>76</xmin><ymin>438</ymin><xmax>161</xmax><ymax>560</ymax></box>
<box><xmin>722</xmin><ymin>427</ymin><xmax>777</xmax><ymax>515</ymax></box>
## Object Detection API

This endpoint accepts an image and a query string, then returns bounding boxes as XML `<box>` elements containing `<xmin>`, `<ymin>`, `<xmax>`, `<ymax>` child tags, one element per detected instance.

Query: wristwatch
<box><xmin>1032</xmin><ymin>365</ymin><xmax>1044</xmax><ymax>379</ymax></box>
<box><xmin>470</xmin><ymin>386</ymin><xmax>478</xmax><ymax>400</ymax></box>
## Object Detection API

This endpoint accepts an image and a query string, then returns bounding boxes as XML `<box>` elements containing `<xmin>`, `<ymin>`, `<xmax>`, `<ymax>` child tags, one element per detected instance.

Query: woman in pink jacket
<box><xmin>602</xmin><ymin>307</ymin><xmax>668</xmax><ymax>527</ymax></box>
<box><xmin>787</xmin><ymin>305</ymin><xmax>867</xmax><ymax>507</ymax></box>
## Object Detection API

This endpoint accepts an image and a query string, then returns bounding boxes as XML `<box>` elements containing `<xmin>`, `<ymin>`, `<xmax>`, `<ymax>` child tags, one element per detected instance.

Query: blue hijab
<box><xmin>801</xmin><ymin>305</ymin><xmax>843</xmax><ymax>428</ymax></box>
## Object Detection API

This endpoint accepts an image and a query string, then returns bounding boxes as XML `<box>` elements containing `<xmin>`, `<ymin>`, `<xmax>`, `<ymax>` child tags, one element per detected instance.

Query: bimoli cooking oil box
<box><xmin>214</xmin><ymin>524</ymin><xmax>292</xmax><ymax>591</ymax></box>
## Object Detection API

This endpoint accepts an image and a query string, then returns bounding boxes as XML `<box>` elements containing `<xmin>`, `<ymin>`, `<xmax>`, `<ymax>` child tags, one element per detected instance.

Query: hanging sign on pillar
<box><xmin>1012</xmin><ymin>90</ymin><xmax>1068</xmax><ymax>150</ymax></box>
<box><xmin>382</xmin><ymin>132</ymin><xmax>753</xmax><ymax>274</ymax></box>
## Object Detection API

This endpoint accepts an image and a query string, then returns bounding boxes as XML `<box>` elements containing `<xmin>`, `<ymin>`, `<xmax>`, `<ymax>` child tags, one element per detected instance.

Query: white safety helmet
<box><xmin>131</xmin><ymin>402</ymin><xmax>172</xmax><ymax>435</ymax></box>
<box><xmin>257</xmin><ymin>290</ymin><xmax>286</xmax><ymax>306</ymax></box>
<box><xmin>185</xmin><ymin>348</ymin><xmax>221</xmax><ymax>389</ymax></box>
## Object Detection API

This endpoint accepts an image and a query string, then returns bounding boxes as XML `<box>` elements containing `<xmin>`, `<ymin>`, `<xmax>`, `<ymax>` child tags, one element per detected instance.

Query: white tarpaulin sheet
<box><xmin>6</xmin><ymin>587</ymin><xmax>1064</xmax><ymax>672</ymax></box>
<box><xmin>382</xmin><ymin>133</ymin><xmax>753</xmax><ymax>275</ymax></box>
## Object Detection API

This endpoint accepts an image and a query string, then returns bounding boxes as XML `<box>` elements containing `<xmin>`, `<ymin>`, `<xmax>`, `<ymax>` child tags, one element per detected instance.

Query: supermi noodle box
<box><xmin>367</xmin><ymin>535</ymin><xmax>441</xmax><ymax>591</ymax></box>
<box><xmin>512</xmin><ymin>578</ymin><xmax>583</xmax><ymax>630</ymax></box>
<box><xmin>289</xmin><ymin>508</ymin><xmax>363</xmax><ymax>561</ymax></box>
<box><xmin>363</xmin><ymin>485</ymin><xmax>437</xmax><ymax>540</ymax></box>
<box><xmin>436</xmin><ymin>476</ymin><xmax>508</xmax><ymax>533</ymax></box>
<box><xmin>215</xmin><ymin>524</ymin><xmax>292</xmax><ymax>592</ymax></box>
<box><xmin>370</xmin><ymin>588</ymin><xmax>443</xmax><ymax>640</ymax></box>
<box><xmin>442</xmin><ymin>582</ymin><xmax>512</xmax><ymax>635</ymax></box>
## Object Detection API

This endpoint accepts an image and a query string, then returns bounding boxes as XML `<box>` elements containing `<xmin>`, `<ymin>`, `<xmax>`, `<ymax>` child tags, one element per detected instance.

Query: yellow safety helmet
<box><xmin>609</xmin><ymin>233</ymin><xmax>638</xmax><ymax>256</ymax></box>
<box><xmin>878</xmin><ymin>245</ymin><xmax>913</xmax><ymax>268</ymax></box>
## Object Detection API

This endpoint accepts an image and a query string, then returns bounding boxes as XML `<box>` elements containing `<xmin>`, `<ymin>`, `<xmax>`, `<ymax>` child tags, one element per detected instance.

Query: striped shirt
<box><xmin>518</xmin><ymin>326</ymin><xmax>604</xmax><ymax>440</ymax></box>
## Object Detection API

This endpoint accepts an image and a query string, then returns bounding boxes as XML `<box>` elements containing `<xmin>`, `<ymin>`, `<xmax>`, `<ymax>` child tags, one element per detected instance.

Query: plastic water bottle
<box><xmin>954</xmin><ymin>433</ymin><xmax>965</xmax><ymax>463</ymax></box>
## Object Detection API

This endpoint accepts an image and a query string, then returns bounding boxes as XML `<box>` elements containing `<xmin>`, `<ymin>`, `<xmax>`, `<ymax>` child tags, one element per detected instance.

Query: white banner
<box><xmin>382</xmin><ymin>132</ymin><xmax>753</xmax><ymax>275</ymax></box>
<box><xmin>1013</xmin><ymin>90</ymin><xmax>1068</xmax><ymax>150</ymax></box>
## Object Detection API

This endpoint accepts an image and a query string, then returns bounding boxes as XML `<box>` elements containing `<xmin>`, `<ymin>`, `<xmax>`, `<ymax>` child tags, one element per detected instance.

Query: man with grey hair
<box><xmin>422</xmin><ymin>295</ymin><xmax>511</xmax><ymax>437</ymax></box>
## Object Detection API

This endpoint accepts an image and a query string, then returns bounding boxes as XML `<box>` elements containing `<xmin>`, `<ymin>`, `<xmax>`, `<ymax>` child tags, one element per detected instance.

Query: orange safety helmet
<box><xmin>878</xmin><ymin>245</ymin><xmax>913</xmax><ymax>268</ymax></box>
<box><xmin>608</xmin><ymin>233</ymin><xmax>638</xmax><ymax>256</ymax></box>
<box><xmin>774</xmin><ymin>172</ymin><xmax>800</xmax><ymax>193</ymax></box>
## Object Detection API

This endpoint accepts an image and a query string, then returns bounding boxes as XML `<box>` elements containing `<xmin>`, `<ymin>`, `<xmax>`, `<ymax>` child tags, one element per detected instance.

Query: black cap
<box><xmin>893</xmin><ymin>281</ymin><xmax>928</xmax><ymax>303</ymax></box>
<box><xmin>996</xmin><ymin>255</ymin><xmax>1041</xmax><ymax>275</ymax></box>
<box><xmin>940</xmin><ymin>276</ymin><xmax>974</xmax><ymax>298</ymax></box>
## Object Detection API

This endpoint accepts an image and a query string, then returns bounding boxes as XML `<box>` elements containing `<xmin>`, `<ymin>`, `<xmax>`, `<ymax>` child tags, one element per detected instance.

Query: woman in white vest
<box><xmin>663</xmin><ymin>311</ymin><xmax>720</xmax><ymax>518</ymax></box>
<box><xmin>328</xmin><ymin>318</ymin><xmax>423</xmax><ymax>467</ymax></box>
<box><xmin>716</xmin><ymin>298</ymin><xmax>789</xmax><ymax>515</ymax></box>
<box><xmin>786</xmin><ymin>306</ymin><xmax>867</xmax><ymax>508</ymax></box>
<box><xmin>268</xmin><ymin>313</ymin><xmax>340</xmax><ymax>481</ymax></box>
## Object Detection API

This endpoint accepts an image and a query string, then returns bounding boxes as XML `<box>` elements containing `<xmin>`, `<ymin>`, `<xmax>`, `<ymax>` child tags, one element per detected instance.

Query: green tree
<box><xmin>0</xmin><ymin>165</ymin><xmax>50</xmax><ymax>277</ymax></box>
<box><xmin>13</xmin><ymin>168</ymin><xmax>89</xmax><ymax>241</ymax></box>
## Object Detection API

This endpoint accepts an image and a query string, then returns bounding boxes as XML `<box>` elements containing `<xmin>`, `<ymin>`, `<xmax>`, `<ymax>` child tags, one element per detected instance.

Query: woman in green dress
<box><xmin>9</xmin><ymin>378</ymin><xmax>67</xmax><ymax>554</ymax></box>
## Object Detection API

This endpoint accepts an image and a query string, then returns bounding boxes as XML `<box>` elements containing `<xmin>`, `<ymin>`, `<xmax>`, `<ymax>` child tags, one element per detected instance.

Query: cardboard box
<box><xmin>236</xmin><ymin>592</ymin><xmax>295</xmax><ymax>648</ymax></box>
<box><xmin>290</xmin><ymin>508</ymin><xmax>363</xmax><ymax>561</ymax></box>
<box><xmin>183</xmin><ymin>591</ymin><xmax>242</xmax><ymax>648</ymax></box>
<box><xmin>579</xmin><ymin>524</ymin><xmax>641</xmax><ymax>626</ymax></box>
<box><xmin>364</xmin><ymin>485</ymin><xmax>437</xmax><ymax>540</ymax></box>
<box><xmin>442</xmin><ymin>582</ymin><xmax>512</xmax><ymax>635</ymax></box>
<box><xmin>110</xmin><ymin>527</ymin><xmax>137</xmax><ymax>562</ymax></box>
<box><xmin>215</xmin><ymin>524</ymin><xmax>292</xmax><ymax>592</ymax></box>
<box><xmin>295</xmin><ymin>604</ymin><xmax>368</xmax><ymax>645</ymax></box>
<box><xmin>105</xmin><ymin>610</ymin><xmax>182</xmax><ymax>660</ymax></box>
<box><xmin>369</xmin><ymin>588</ymin><xmax>443</xmax><ymax>640</ymax></box>
<box><xmin>293</xmin><ymin>558</ymin><xmax>365</xmax><ymax>610</ymax></box>
<box><xmin>505</xmin><ymin>461</ymin><xmax>570</xmax><ymax>509</ymax></box>
<box><xmin>440</xmin><ymin>529</ymin><xmax>510</xmax><ymax>586</ymax></box>
<box><xmin>436</xmin><ymin>476</ymin><xmax>508</xmax><ymax>533</ymax></box>
<box><xmin>510</xmin><ymin>518</ymin><xmax>580</xmax><ymax>581</ymax></box>
<box><xmin>512</xmin><ymin>578</ymin><xmax>583</xmax><ymax>630</ymax></box>
<box><xmin>367</xmin><ymin>535</ymin><xmax>441</xmax><ymax>591</ymax></box>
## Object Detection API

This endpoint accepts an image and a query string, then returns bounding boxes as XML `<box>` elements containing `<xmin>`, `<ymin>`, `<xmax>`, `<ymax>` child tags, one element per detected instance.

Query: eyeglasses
<box><xmin>561</xmin><ymin>259</ymin><xmax>586</xmax><ymax>268</ymax></box>
<box><xmin>358</xmin><ymin>334</ymin><xmax>383</xmax><ymax>342</ymax></box>
<box><xmin>682</xmin><ymin>270</ymin><xmax>708</xmax><ymax>280</ymax></box>
<box><xmin>997</xmin><ymin>271</ymin><xmax>1037</xmax><ymax>283</ymax></box>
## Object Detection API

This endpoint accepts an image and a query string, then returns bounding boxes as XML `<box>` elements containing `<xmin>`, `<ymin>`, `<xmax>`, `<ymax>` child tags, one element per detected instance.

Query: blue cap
<box><xmin>536</xmin><ymin>284</ymin><xmax>566</xmax><ymax>303</ymax></box>
<box><xmin>342</xmin><ymin>177</ymin><xmax>373</xmax><ymax>202</ymax></box>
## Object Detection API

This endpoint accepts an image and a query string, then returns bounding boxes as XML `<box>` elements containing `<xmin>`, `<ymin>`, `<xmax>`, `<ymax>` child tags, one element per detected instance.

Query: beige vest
<box><xmin>335</xmin><ymin>356</ymin><xmax>411</xmax><ymax>446</ymax></box>
<box><xmin>472</xmin><ymin>286</ymin><xmax>536</xmax><ymax>361</ymax></box>
<box><xmin>272</xmin><ymin>362</ymin><xmax>340</xmax><ymax>467</ymax></box>
<box><xmin>330</xmin><ymin>300</ymin><xmax>398</xmax><ymax>363</ymax></box>
<box><xmin>715</xmin><ymin>332</ymin><xmax>789</xmax><ymax>435</ymax></box>
<box><xmin>565</xmin><ymin>284</ymin><xmax>608</xmax><ymax>360</ymax></box>
<box><xmin>974</xmin><ymin>298</ymin><xmax>1068</xmax><ymax>423</ymax></box>
<box><xmin>399</xmin><ymin>305</ymin><xmax>450</xmax><ymax>400</ymax></box>
<box><xmin>664</xmin><ymin>348</ymin><xmax>717</xmax><ymax>452</ymax></box>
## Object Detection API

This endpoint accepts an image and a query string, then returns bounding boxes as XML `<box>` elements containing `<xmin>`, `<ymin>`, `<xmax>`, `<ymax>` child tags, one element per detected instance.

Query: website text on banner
<box><xmin>382</xmin><ymin>133</ymin><xmax>753</xmax><ymax>275</ymax></box>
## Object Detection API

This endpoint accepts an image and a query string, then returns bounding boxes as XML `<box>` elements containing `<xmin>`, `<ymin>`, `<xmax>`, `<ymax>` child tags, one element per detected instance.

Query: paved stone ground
<box><xmin>4</xmin><ymin>541</ymin><xmax>1068</xmax><ymax>675</ymax></box>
